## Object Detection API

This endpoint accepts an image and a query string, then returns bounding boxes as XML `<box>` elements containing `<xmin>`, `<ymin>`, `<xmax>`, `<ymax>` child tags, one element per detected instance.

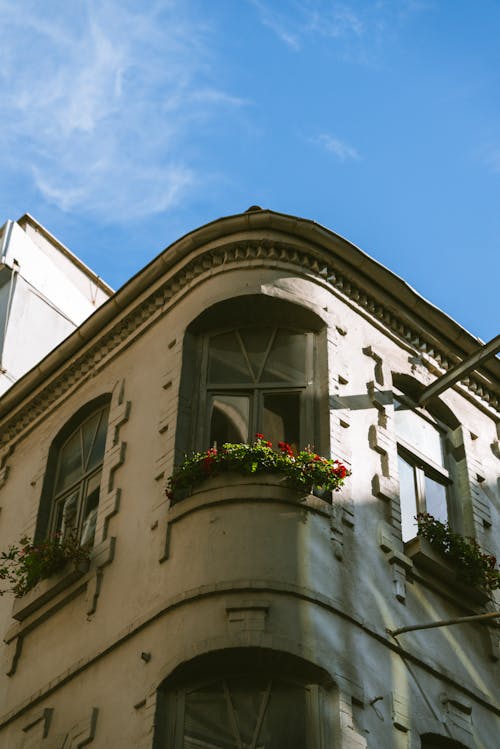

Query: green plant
<box><xmin>416</xmin><ymin>513</ymin><xmax>499</xmax><ymax>591</ymax></box>
<box><xmin>0</xmin><ymin>533</ymin><xmax>90</xmax><ymax>598</ymax></box>
<box><xmin>166</xmin><ymin>434</ymin><xmax>350</xmax><ymax>501</ymax></box>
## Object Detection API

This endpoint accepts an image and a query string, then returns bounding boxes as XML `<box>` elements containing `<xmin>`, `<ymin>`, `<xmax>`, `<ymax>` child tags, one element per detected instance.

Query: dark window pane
<box><xmin>208</xmin><ymin>332</ymin><xmax>252</xmax><ymax>384</ymax></box>
<box><xmin>210</xmin><ymin>395</ymin><xmax>250</xmax><ymax>446</ymax></box>
<box><xmin>227</xmin><ymin>676</ymin><xmax>270</xmax><ymax>745</ymax></box>
<box><xmin>257</xmin><ymin>681</ymin><xmax>308</xmax><ymax>749</ymax></box>
<box><xmin>239</xmin><ymin>327</ymin><xmax>274</xmax><ymax>382</ymax></box>
<box><xmin>398</xmin><ymin>454</ymin><xmax>418</xmax><ymax>542</ymax></box>
<box><xmin>184</xmin><ymin>682</ymin><xmax>237</xmax><ymax>748</ymax></box>
<box><xmin>54</xmin><ymin>489</ymin><xmax>79</xmax><ymax>537</ymax></box>
<box><xmin>262</xmin><ymin>392</ymin><xmax>300</xmax><ymax>449</ymax></box>
<box><xmin>82</xmin><ymin>411</ymin><xmax>101</xmax><ymax>470</ymax></box>
<box><xmin>87</xmin><ymin>409</ymin><xmax>108</xmax><ymax>470</ymax></box>
<box><xmin>262</xmin><ymin>330</ymin><xmax>307</xmax><ymax>383</ymax></box>
<box><xmin>425</xmin><ymin>475</ymin><xmax>448</xmax><ymax>524</ymax></box>
<box><xmin>80</xmin><ymin>471</ymin><xmax>102</xmax><ymax>546</ymax></box>
<box><xmin>55</xmin><ymin>431</ymin><xmax>83</xmax><ymax>492</ymax></box>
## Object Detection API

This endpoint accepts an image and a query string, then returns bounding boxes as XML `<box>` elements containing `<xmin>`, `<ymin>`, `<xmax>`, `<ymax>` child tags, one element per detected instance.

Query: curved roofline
<box><xmin>0</xmin><ymin>208</ymin><xmax>498</xmax><ymax>420</ymax></box>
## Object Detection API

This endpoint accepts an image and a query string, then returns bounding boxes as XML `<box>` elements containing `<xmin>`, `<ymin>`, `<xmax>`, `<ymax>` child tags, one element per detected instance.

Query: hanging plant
<box><xmin>166</xmin><ymin>434</ymin><xmax>350</xmax><ymax>501</ymax></box>
<box><xmin>0</xmin><ymin>533</ymin><xmax>91</xmax><ymax>598</ymax></box>
<box><xmin>416</xmin><ymin>513</ymin><xmax>499</xmax><ymax>591</ymax></box>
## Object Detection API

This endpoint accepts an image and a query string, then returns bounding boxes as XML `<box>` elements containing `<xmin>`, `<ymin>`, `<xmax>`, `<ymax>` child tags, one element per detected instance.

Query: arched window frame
<box><xmin>36</xmin><ymin>395</ymin><xmax>111</xmax><ymax>546</ymax></box>
<box><xmin>154</xmin><ymin>649</ymin><xmax>333</xmax><ymax>749</ymax></box>
<box><xmin>177</xmin><ymin>296</ymin><xmax>328</xmax><ymax>461</ymax></box>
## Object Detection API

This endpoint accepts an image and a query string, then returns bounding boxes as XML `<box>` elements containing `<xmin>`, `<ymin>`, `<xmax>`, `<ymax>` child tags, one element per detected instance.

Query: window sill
<box><xmin>405</xmin><ymin>536</ymin><xmax>490</xmax><ymax>607</ymax></box>
<box><xmin>11</xmin><ymin>560</ymin><xmax>90</xmax><ymax>622</ymax></box>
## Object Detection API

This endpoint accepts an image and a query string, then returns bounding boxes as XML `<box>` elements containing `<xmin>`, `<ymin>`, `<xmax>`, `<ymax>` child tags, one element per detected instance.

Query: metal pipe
<box><xmin>417</xmin><ymin>333</ymin><xmax>500</xmax><ymax>405</ymax></box>
<box><xmin>388</xmin><ymin>610</ymin><xmax>500</xmax><ymax>637</ymax></box>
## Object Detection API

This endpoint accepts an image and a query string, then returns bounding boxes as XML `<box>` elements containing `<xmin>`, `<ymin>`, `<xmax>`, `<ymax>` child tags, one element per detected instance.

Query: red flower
<box><xmin>255</xmin><ymin>433</ymin><xmax>264</xmax><ymax>440</ymax></box>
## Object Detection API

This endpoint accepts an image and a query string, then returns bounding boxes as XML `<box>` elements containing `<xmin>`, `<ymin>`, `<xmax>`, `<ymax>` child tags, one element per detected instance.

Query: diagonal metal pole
<box><xmin>387</xmin><ymin>610</ymin><xmax>500</xmax><ymax>637</ymax></box>
<box><xmin>417</xmin><ymin>333</ymin><xmax>500</xmax><ymax>406</ymax></box>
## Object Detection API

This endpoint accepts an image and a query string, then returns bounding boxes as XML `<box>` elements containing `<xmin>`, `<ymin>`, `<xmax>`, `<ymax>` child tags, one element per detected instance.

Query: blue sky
<box><xmin>1</xmin><ymin>0</ymin><xmax>499</xmax><ymax>342</ymax></box>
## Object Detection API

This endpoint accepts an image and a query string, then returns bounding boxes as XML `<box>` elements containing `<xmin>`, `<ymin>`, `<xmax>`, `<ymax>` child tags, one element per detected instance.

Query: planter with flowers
<box><xmin>0</xmin><ymin>533</ymin><xmax>91</xmax><ymax>620</ymax></box>
<box><xmin>405</xmin><ymin>513</ymin><xmax>499</xmax><ymax>604</ymax></box>
<box><xmin>166</xmin><ymin>434</ymin><xmax>350</xmax><ymax>503</ymax></box>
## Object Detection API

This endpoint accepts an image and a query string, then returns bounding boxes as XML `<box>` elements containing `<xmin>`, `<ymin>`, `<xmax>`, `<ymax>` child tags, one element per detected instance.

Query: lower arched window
<box><xmin>155</xmin><ymin>650</ymin><xmax>332</xmax><ymax>748</ymax></box>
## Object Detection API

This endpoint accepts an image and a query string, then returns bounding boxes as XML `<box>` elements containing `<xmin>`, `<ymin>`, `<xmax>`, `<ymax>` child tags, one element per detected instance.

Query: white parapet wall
<box><xmin>0</xmin><ymin>216</ymin><xmax>112</xmax><ymax>395</ymax></box>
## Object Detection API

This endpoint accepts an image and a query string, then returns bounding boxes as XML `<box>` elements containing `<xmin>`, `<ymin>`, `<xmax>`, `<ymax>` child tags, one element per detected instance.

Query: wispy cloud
<box><xmin>250</xmin><ymin>0</ymin><xmax>427</xmax><ymax>61</ymax></box>
<box><xmin>311</xmin><ymin>134</ymin><xmax>360</xmax><ymax>162</ymax></box>
<box><xmin>0</xmin><ymin>0</ymin><xmax>247</xmax><ymax>221</ymax></box>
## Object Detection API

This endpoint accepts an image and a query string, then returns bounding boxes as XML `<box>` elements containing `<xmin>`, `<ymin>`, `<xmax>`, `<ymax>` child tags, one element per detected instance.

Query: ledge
<box><xmin>405</xmin><ymin>536</ymin><xmax>490</xmax><ymax>607</ymax></box>
<box><xmin>11</xmin><ymin>560</ymin><xmax>90</xmax><ymax>623</ymax></box>
<box><xmin>169</xmin><ymin>472</ymin><xmax>333</xmax><ymax>521</ymax></box>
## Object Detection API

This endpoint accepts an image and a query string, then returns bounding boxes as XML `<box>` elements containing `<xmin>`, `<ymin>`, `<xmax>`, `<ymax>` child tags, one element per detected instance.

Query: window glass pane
<box><xmin>54</xmin><ymin>489</ymin><xmax>80</xmax><ymax>537</ymax></box>
<box><xmin>227</xmin><ymin>676</ymin><xmax>269</xmax><ymax>745</ymax></box>
<box><xmin>425</xmin><ymin>475</ymin><xmax>448</xmax><ymax>524</ymax></box>
<box><xmin>210</xmin><ymin>395</ymin><xmax>250</xmax><ymax>446</ymax></box>
<box><xmin>262</xmin><ymin>330</ymin><xmax>307</xmax><ymax>383</ymax></box>
<box><xmin>184</xmin><ymin>682</ymin><xmax>237</xmax><ymax>748</ymax></box>
<box><xmin>394</xmin><ymin>405</ymin><xmax>444</xmax><ymax>466</ymax></box>
<box><xmin>87</xmin><ymin>409</ymin><xmax>108</xmax><ymax>470</ymax></box>
<box><xmin>55</xmin><ymin>431</ymin><xmax>83</xmax><ymax>493</ymax></box>
<box><xmin>208</xmin><ymin>332</ymin><xmax>252</xmax><ymax>384</ymax></box>
<box><xmin>82</xmin><ymin>411</ymin><xmax>101</xmax><ymax>469</ymax></box>
<box><xmin>398</xmin><ymin>454</ymin><xmax>418</xmax><ymax>541</ymax></box>
<box><xmin>257</xmin><ymin>681</ymin><xmax>308</xmax><ymax>749</ymax></box>
<box><xmin>239</xmin><ymin>327</ymin><xmax>274</xmax><ymax>381</ymax></box>
<box><xmin>80</xmin><ymin>471</ymin><xmax>102</xmax><ymax>546</ymax></box>
<box><xmin>262</xmin><ymin>392</ymin><xmax>300</xmax><ymax>450</ymax></box>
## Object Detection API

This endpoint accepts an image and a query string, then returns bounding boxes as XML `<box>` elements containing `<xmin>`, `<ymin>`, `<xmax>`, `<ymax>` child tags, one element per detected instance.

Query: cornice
<box><xmin>1</xmin><ymin>237</ymin><xmax>498</xmax><ymax>447</ymax></box>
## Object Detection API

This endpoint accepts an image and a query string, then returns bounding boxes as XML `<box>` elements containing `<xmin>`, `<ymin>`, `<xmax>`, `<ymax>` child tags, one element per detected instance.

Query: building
<box><xmin>0</xmin><ymin>207</ymin><xmax>498</xmax><ymax>748</ymax></box>
<box><xmin>0</xmin><ymin>214</ymin><xmax>112</xmax><ymax>395</ymax></box>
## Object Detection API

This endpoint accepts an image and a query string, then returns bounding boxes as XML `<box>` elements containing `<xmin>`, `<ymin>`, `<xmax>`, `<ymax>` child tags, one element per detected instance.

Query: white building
<box><xmin>0</xmin><ymin>214</ymin><xmax>112</xmax><ymax>395</ymax></box>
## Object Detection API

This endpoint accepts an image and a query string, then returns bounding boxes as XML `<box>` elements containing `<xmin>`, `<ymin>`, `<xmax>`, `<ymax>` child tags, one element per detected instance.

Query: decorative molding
<box><xmin>440</xmin><ymin>693</ymin><xmax>473</xmax><ymax>743</ymax></box>
<box><xmin>328</xmin><ymin>327</ymin><xmax>354</xmax><ymax>558</ymax></box>
<box><xmin>50</xmin><ymin>707</ymin><xmax>98</xmax><ymax>749</ymax></box>
<box><xmin>22</xmin><ymin>707</ymin><xmax>53</xmax><ymax>747</ymax></box>
<box><xmin>226</xmin><ymin>601</ymin><xmax>269</xmax><ymax>633</ymax></box>
<box><xmin>0</xmin><ymin>444</ymin><xmax>14</xmax><ymax>490</ymax></box>
<box><xmin>86</xmin><ymin>380</ymin><xmax>129</xmax><ymax>616</ymax></box>
<box><xmin>1</xmin><ymin>239</ymin><xmax>498</xmax><ymax>449</ymax></box>
<box><xmin>391</xmin><ymin>693</ymin><xmax>410</xmax><ymax>732</ymax></box>
<box><xmin>337</xmin><ymin>691</ymin><xmax>367</xmax><ymax>749</ymax></box>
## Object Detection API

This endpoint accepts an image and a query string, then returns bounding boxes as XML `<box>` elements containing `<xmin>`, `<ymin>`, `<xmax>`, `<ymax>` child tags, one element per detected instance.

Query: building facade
<box><xmin>0</xmin><ymin>208</ymin><xmax>498</xmax><ymax>748</ymax></box>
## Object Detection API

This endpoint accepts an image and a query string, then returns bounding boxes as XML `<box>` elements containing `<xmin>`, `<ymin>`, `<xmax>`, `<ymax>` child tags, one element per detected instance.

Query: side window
<box><xmin>201</xmin><ymin>326</ymin><xmax>315</xmax><ymax>451</ymax></box>
<box><xmin>394</xmin><ymin>398</ymin><xmax>451</xmax><ymax>542</ymax></box>
<box><xmin>37</xmin><ymin>399</ymin><xmax>110</xmax><ymax>547</ymax></box>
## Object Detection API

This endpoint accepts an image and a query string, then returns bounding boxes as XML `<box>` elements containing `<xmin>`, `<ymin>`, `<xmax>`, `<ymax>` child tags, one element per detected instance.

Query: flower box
<box><xmin>12</xmin><ymin>559</ymin><xmax>90</xmax><ymax>622</ymax></box>
<box><xmin>405</xmin><ymin>536</ymin><xmax>490</xmax><ymax>606</ymax></box>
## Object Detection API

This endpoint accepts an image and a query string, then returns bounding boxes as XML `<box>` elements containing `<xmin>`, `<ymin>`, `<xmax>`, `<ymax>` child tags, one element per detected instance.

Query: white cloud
<box><xmin>312</xmin><ymin>134</ymin><xmax>360</xmax><ymax>162</ymax></box>
<box><xmin>250</xmin><ymin>0</ymin><xmax>427</xmax><ymax>62</ymax></box>
<box><xmin>0</xmin><ymin>0</ymin><xmax>246</xmax><ymax>221</ymax></box>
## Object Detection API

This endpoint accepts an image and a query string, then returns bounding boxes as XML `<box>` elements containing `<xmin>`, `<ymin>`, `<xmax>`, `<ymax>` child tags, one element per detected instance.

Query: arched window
<box><xmin>36</xmin><ymin>397</ymin><xmax>110</xmax><ymax>546</ymax></box>
<box><xmin>177</xmin><ymin>296</ymin><xmax>327</xmax><ymax>459</ymax></box>
<box><xmin>154</xmin><ymin>649</ymin><xmax>333</xmax><ymax>748</ymax></box>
